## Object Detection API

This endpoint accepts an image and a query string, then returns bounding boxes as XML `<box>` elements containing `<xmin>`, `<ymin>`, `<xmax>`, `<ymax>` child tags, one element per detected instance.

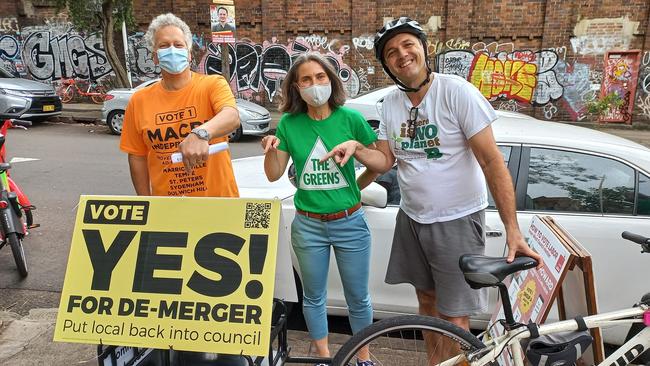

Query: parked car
<box><xmin>101</xmin><ymin>79</ymin><xmax>271</xmax><ymax>141</ymax></box>
<box><xmin>0</xmin><ymin>67</ymin><xmax>62</xmax><ymax>121</ymax></box>
<box><xmin>343</xmin><ymin>85</ymin><xmax>397</xmax><ymax>130</ymax></box>
<box><xmin>232</xmin><ymin>111</ymin><xmax>650</xmax><ymax>345</ymax></box>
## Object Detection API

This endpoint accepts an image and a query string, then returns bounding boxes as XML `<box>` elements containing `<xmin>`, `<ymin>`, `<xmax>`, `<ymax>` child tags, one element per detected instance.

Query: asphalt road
<box><xmin>0</xmin><ymin>122</ymin><xmax>266</xmax><ymax>314</ymax></box>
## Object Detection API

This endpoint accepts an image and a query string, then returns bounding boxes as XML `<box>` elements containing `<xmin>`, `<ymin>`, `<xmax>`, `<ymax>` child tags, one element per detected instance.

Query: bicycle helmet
<box><xmin>374</xmin><ymin>17</ymin><xmax>431</xmax><ymax>92</ymax></box>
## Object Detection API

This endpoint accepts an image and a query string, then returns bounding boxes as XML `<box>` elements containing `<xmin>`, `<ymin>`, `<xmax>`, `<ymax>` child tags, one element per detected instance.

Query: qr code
<box><xmin>245</xmin><ymin>202</ymin><xmax>271</xmax><ymax>229</ymax></box>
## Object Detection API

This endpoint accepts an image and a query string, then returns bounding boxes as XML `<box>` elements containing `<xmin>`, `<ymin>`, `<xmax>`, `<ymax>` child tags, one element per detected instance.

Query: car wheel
<box><xmin>228</xmin><ymin>125</ymin><xmax>243</xmax><ymax>142</ymax></box>
<box><xmin>107</xmin><ymin>110</ymin><xmax>125</xmax><ymax>135</ymax></box>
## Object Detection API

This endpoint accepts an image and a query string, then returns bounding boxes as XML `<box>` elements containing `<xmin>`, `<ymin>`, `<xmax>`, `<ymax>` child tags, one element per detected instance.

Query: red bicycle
<box><xmin>56</xmin><ymin>78</ymin><xmax>107</xmax><ymax>104</ymax></box>
<box><xmin>0</xmin><ymin>117</ymin><xmax>38</xmax><ymax>277</ymax></box>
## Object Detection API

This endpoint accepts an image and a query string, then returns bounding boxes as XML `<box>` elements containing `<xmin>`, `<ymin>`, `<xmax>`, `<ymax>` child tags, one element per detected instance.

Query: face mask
<box><xmin>299</xmin><ymin>83</ymin><xmax>332</xmax><ymax>107</ymax></box>
<box><xmin>157</xmin><ymin>46</ymin><xmax>189</xmax><ymax>74</ymax></box>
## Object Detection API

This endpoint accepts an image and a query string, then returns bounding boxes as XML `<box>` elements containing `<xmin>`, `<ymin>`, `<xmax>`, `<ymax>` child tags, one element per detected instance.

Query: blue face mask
<box><xmin>157</xmin><ymin>46</ymin><xmax>189</xmax><ymax>74</ymax></box>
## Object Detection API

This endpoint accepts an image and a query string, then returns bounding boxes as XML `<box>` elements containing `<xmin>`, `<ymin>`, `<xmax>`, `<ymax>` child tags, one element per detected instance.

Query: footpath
<box><xmin>2</xmin><ymin>103</ymin><xmax>650</xmax><ymax>365</ymax></box>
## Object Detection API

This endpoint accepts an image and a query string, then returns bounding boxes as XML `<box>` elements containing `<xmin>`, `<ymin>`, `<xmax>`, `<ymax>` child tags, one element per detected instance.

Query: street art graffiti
<box><xmin>198</xmin><ymin>38</ymin><xmax>361</xmax><ymax>102</ymax></box>
<box><xmin>469</xmin><ymin>52</ymin><xmax>538</xmax><ymax>103</ymax></box>
<box><xmin>127</xmin><ymin>32</ymin><xmax>159</xmax><ymax>83</ymax></box>
<box><xmin>1</xmin><ymin>14</ymin><xmax>650</xmax><ymax>123</ymax></box>
<box><xmin>20</xmin><ymin>28</ymin><xmax>111</xmax><ymax>81</ymax></box>
<box><xmin>437</xmin><ymin>49</ymin><xmax>563</xmax><ymax>105</ymax></box>
<box><xmin>427</xmin><ymin>38</ymin><xmax>470</xmax><ymax>56</ymax></box>
<box><xmin>543</xmin><ymin>102</ymin><xmax>558</xmax><ymax>120</ymax></box>
<box><xmin>570</xmin><ymin>35</ymin><xmax>631</xmax><ymax>56</ymax></box>
<box><xmin>436</xmin><ymin>50</ymin><xmax>474</xmax><ymax>78</ymax></box>
<box><xmin>0</xmin><ymin>35</ymin><xmax>19</xmax><ymax>60</ymax></box>
<box><xmin>600</xmin><ymin>51</ymin><xmax>641</xmax><ymax>123</ymax></box>
<box><xmin>352</xmin><ymin>35</ymin><xmax>374</xmax><ymax>51</ymax></box>
<box><xmin>555</xmin><ymin>61</ymin><xmax>595</xmax><ymax>121</ymax></box>
<box><xmin>638</xmin><ymin>95</ymin><xmax>650</xmax><ymax>120</ymax></box>
<box><xmin>0</xmin><ymin>17</ymin><xmax>19</xmax><ymax>33</ymax></box>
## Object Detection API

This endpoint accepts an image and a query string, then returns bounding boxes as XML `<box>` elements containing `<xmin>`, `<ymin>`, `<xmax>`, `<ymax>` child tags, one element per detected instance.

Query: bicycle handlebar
<box><xmin>622</xmin><ymin>231</ymin><xmax>649</xmax><ymax>244</ymax></box>
<box><xmin>622</xmin><ymin>231</ymin><xmax>650</xmax><ymax>253</ymax></box>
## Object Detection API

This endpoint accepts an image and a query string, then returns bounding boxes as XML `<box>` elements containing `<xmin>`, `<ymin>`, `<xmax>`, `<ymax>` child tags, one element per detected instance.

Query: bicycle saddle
<box><xmin>459</xmin><ymin>254</ymin><xmax>538</xmax><ymax>289</ymax></box>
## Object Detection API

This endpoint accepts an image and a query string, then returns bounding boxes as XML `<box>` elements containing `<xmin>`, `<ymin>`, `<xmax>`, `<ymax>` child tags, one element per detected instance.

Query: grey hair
<box><xmin>145</xmin><ymin>13</ymin><xmax>193</xmax><ymax>52</ymax></box>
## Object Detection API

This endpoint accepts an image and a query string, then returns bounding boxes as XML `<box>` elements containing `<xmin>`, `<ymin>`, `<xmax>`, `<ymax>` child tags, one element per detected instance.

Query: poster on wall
<box><xmin>211</xmin><ymin>1</ymin><xmax>236</xmax><ymax>44</ymax></box>
<box><xmin>600</xmin><ymin>50</ymin><xmax>641</xmax><ymax>124</ymax></box>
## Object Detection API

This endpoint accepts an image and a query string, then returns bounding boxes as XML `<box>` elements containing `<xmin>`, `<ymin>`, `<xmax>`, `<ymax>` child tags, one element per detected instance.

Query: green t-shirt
<box><xmin>275</xmin><ymin>106</ymin><xmax>377</xmax><ymax>214</ymax></box>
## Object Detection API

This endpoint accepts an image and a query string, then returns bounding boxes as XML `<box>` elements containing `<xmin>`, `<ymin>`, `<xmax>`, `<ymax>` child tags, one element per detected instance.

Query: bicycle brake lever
<box><xmin>12</xmin><ymin>125</ymin><xmax>27</xmax><ymax>130</ymax></box>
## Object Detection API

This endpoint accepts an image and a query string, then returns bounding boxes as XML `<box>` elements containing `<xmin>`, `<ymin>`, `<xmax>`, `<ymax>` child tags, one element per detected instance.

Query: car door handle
<box><xmin>486</xmin><ymin>229</ymin><xmax>503</xmax><ymax>237</ymax></box>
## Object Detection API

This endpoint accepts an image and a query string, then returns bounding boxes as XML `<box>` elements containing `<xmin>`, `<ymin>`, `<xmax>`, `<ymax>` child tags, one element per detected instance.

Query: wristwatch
<box><xmin>190</xmin><ymin>127</ymin><xmax>210</xmax><ymax>141</ymax></box>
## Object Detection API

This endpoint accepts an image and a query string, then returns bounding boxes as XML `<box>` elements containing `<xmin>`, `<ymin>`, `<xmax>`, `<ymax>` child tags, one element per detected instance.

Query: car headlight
<box><xmin>242</xmin><ymin>108</ymin><xmax>265</xmax><ymax>119</ymax></box>
<box><xmin>1</xmin><ymin>88</ymin><xmax>32</xmax><ymax>97</ymax></box>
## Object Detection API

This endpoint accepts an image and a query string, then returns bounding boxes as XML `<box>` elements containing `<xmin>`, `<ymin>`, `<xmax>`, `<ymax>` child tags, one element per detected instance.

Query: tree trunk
<box><xmin>102</xmin><ymin>0</ymin><xmax>129</xmax><ymax>87</ymax></box>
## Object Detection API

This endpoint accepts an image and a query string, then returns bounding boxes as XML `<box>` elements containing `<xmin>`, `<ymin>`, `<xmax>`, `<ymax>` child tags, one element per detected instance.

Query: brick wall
<box><xmin>2</xmin><ymin>0</ymin><xmax>650</xmax><ymax>124</ymax></box>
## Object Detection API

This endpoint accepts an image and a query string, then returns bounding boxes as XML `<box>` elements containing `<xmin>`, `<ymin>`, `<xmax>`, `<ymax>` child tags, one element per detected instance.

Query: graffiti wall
<box><xmin>196</xmin><ymin>37</ymin><xmax>361</xmax><ymax>102</ymax></box>
<box><xmin>1</xmin><ymin>12</ymin><xmax>649</xmax><ymax>123</ymax></box>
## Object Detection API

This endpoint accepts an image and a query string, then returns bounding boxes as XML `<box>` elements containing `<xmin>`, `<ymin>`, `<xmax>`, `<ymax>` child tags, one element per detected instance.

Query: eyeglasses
<box><xmin>407</xmin><ymin>107</ymin><xmax>418</xmax><ymax>139</ymax></box>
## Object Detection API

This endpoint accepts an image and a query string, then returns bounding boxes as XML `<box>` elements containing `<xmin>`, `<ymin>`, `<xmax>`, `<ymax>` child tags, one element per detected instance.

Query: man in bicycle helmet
<box><xmin>322</xmin><ymin>16</ymin><xmax>542</xmax><ymax>362</ymax></box>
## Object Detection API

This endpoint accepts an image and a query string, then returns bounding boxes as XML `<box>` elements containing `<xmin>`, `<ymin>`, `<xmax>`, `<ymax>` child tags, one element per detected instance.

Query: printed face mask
<box><xmin>157</xmin><ymin>46</ymin><xmax>189</xmax><ymax>74</ymax></box>
<box><xmin>299</xmin><ymin>83</ymin><xmax>332</xmax><ymax>107</ymax></box>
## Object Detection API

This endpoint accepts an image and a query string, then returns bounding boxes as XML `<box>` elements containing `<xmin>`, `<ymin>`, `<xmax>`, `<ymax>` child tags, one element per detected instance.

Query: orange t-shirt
<box><xmin>120</xmin><ymin>73</ymin><xmax>239</xmax><ymax>197</ymax></box>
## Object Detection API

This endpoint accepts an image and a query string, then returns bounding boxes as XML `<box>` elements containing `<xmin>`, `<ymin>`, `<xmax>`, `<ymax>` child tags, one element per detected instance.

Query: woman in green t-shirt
<box><xmin>261</xmin><ymin>52</ymin><xmax>377</xmax><ymax>366</ymax></box>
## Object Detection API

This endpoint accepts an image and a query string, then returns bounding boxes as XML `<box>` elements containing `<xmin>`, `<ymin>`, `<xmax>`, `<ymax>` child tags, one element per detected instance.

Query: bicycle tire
<box><xmin>8</xmin><ymin>232</ymin><xmax>27</xmax><ymax>277</ymax></box>
<box><xmin>332</xmin><ymin>315</ymin><xmax>485</xmax><ymax>366</ymax></box>
<box><xmin>91</xmin><ymin>86</ymin><xmax>107</xmax><ymax>104</ymax></box>
<box><xmin>61</xmin><ymin>86</ymin><xmax>74</xmax><ymax>103</ymax></box>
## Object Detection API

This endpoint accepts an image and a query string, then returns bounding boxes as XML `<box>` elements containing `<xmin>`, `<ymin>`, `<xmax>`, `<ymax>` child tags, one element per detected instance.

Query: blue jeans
<box><xmin>291</xmin><ymin>208</ymin><xmax>373</xmax><ymax>340</ymax></box>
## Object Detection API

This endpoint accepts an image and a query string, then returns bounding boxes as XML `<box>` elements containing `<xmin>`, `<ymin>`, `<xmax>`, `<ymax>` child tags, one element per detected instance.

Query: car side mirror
<box><xmin>361</xmin><ymin>181</ymin><xmax>387</xmax><ymax>208</ymax></box>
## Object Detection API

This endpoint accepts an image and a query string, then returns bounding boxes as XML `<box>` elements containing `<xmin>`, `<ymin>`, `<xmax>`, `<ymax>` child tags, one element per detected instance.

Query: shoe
<box><xmin>356</xmin><ymin>360</ymin><xmax>375</xmax><ymax>366</ymax></box>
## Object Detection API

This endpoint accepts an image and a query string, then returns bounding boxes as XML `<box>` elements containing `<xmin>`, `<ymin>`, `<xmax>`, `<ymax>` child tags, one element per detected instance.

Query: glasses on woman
<box><xmin>407</xmin><ymin>106</ymin><xmax>418</xmax><ymax>139</ymax></box>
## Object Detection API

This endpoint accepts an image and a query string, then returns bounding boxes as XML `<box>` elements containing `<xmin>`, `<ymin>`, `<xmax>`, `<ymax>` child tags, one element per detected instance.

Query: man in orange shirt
<box><xmin>120</xmin><ymin>13</ymin><xmax>240</xmax><ymax>197</ymax></box>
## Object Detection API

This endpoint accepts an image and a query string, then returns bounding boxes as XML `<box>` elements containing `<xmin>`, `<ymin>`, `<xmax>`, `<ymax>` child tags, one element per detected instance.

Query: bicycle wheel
<box><xmin>332</xmin><ymin>315</ymin><xmax>485</xmax><ymax>366</ymax></box>
<box><xmin>91</xmin><ymin>86</ymin><xmax>107</xmax><ymax>104</ymax></box>
<box><xmin>7</xmin><ymin>232</ymin><xmax>27</xmax><ymax>277</ymax></box>
<box><xmin>60</xmin><ymin>86</ymin><xmax>74</xmax><ymax>103</ymax></box>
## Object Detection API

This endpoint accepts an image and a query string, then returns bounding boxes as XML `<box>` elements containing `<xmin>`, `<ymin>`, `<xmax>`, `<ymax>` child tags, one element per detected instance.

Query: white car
<box><xmin>233</xmin><ymin>111</ymin><xmax>650</xmax><ymax>345</ymax></box>
<box><xmin>343</xmin><ymin>85</ymin><xmax>397</xmax><ymax>131</ymax></box>
<box><xmin>101</xmin><ymin>79</ymin><xmax>271</xmax><ymax>141</ymax></box>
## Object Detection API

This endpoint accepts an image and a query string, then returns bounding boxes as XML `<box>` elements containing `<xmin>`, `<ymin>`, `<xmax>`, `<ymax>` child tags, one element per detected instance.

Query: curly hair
<box><xmin>145</xmin><ymin>13</ymin><xmax>193</xmax><ymax>52</ymax></box>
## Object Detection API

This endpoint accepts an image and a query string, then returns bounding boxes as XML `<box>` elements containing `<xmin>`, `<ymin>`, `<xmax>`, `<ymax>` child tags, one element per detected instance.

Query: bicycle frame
<box><xmin>445</xmin><ymin>304</ymin><xmax>650</xmax><ymax>366</ymax></box>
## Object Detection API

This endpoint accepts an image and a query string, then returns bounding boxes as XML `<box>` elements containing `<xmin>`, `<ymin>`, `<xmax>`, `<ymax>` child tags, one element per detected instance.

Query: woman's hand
<box><xmin>261</xmin><ymin>135</ymin><xmax>281</xmax><ymax>154</ymax></box>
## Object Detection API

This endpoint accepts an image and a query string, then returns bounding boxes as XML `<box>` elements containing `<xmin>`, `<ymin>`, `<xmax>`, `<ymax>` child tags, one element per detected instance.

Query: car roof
<box><xmin>493</xmin><ymin>111</ymin><xmax>650</xmax><ymax>172</ymax></box>
<box><xmin>347</xmin><ymin>85</ymin><xmax>397</xmax><ymax>104</ymax></box>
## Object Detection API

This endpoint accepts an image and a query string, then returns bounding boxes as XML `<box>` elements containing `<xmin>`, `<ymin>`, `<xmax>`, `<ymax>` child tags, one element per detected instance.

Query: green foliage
<box><xmin>585</xmin><ymin>92</ymin><xmax>624</xmax><ymax>117</ymax></box>
<box><xmin>55</xmin><ymin>0</ymin><xmax>135</xmax><ymax>33</ymax></box>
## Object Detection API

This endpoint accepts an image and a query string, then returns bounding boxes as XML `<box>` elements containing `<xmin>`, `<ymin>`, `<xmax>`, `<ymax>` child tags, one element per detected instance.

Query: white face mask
<box><xmin>299</xmin><ymin>83</ymin><xmax>332</xmax><ymax>107</ymax></box>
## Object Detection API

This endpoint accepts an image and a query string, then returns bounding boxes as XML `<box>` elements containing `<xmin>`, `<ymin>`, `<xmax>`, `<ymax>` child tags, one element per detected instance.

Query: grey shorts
<box><xmin>385</xmin><ymin>209</ymin><xmax>488</xmax><ymax>317</ymax></box>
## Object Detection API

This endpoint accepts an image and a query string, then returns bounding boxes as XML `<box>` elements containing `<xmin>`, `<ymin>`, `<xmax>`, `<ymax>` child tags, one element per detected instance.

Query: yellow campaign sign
<box><xmin>54</xmin><ymin>195</ymin><xmax>280</xmax><ymax>356</ymax></box>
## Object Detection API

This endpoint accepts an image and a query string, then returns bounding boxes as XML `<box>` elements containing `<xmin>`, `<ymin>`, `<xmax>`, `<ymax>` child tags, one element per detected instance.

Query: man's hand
<box><xmin>261</xmin><ymin>135</ymin><xmax>280</xmax><ymax>154</ymax></box>
<box><xmin>321</xmin><ymin>140</ymin><xmax>360</xmax><ymax>166</ymax></box>
<box><xmin>506</xmin><ymin>230</ymin><xmax>543</xmax><ymax>269</ymax></box>
<box><xmin>178</xmin><ymin>133</ymin><xmax>209</xmax><ymax>174</ymax></box>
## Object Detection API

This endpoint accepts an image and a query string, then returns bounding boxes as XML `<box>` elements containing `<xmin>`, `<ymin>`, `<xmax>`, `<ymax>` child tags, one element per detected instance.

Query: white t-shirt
<box><xmin>378</xmin><ymin>73</ymin><xmax>497</xmax><ymax>224</ymax></box>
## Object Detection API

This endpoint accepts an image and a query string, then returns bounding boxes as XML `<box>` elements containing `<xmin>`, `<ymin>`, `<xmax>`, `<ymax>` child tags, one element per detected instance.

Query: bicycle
<box><xmin>333</xmin><ymin>231</ymin><xmax>650</xmax><ymax>366</ymax></box>
<box><xmin>0</xmin><ymin>117</ymin><xmax>38</xmax><ymax>277</ymax></box>
<box><xmin>56</xmin><ymin>78</ymin><xmax>107</xmax><ymax>104</ymax></box>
